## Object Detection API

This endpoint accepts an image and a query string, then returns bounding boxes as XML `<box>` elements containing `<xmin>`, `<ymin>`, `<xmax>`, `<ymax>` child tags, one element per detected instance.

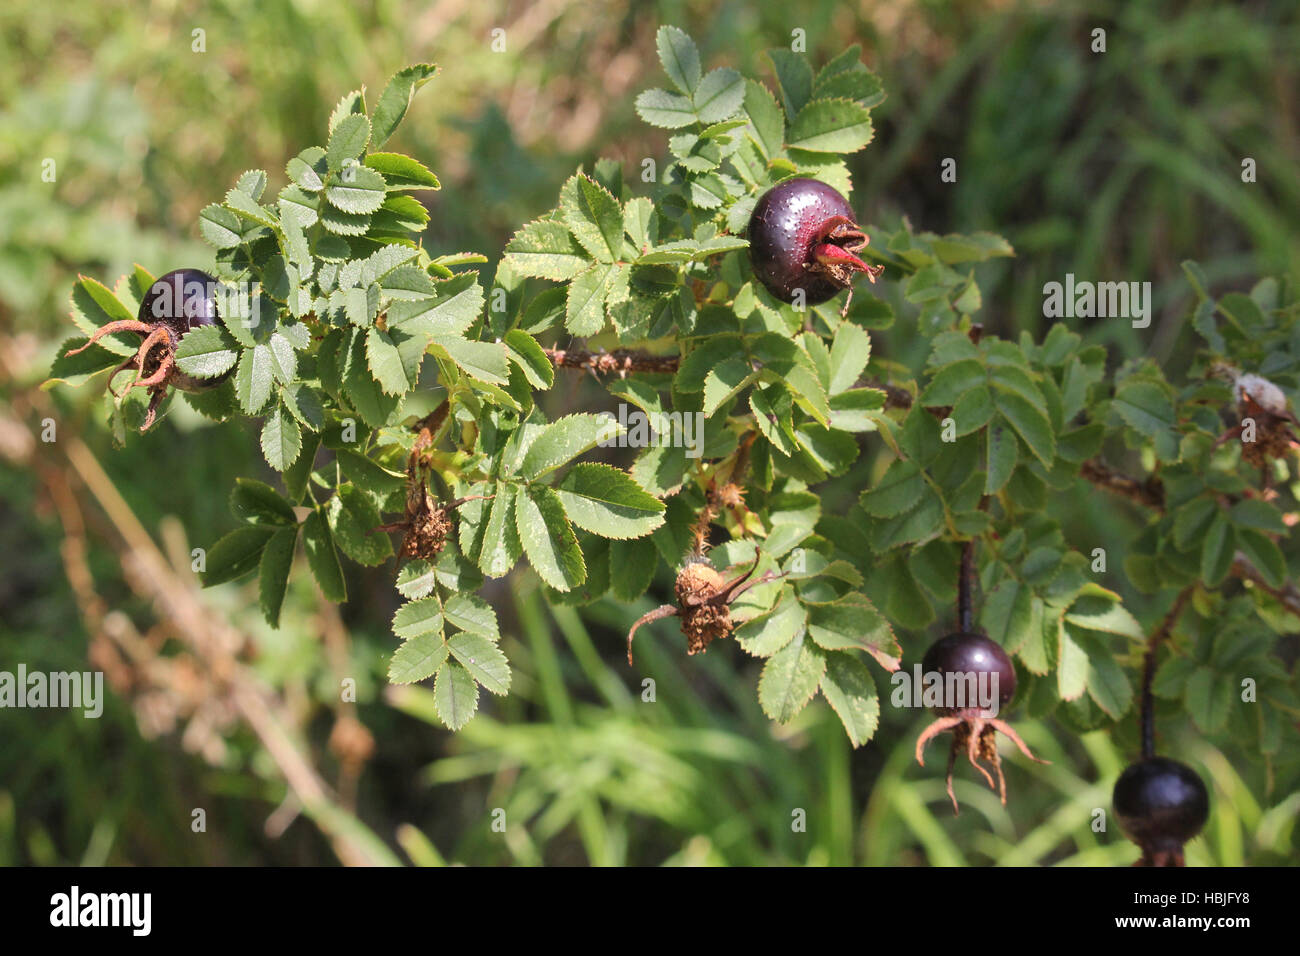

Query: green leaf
<box><xmin>502</xmin><ymin>218</ymin><xmax>590</xmax><ymax>280</ymax></box>
<box><xmin>744</xmin><ymin>79</ymin><xmax>785</xmax><ymax>160</ymax></box>
<box><xmin>324</xmin><ymin>165</ymin><xmax>388</xmax><ymax>214</ymax></box>
<box><xmin>656</xmin><ymin>25</ymin><xmax>701</xmax><ymax>95</ymax></box>
<box><xmin>258</xmin><ymin>526</ymin><xmax>297</xmax><ymax>628</ymax></box>
<box><xmin>516</xmin><ymin>484</ymin><xmax>586</xmax><ymax>591</ymax></box>
<box><xmin>286</xmin><ymin>146</ymin><xmax>328</xmax><ymax>192</ymax></box>
<box><xmin>560</xmin><ymin>174</ymin><xmax>623</xmax><ymax>263</ymax></box>
<box><xmin>736</xmin><ymin>596</ymin><xmax>807</xmax><ymax>657</ymax></box>
<box><xmin>827</xmin><ymin>321</ymin><xmax>870</xmax><ymax>395</ymax></box>
<box><xmin>555</xmin><ymin>463</ymin><xmax>666</xmax><ymax>539</ymax></box>
<box><xmin>278</xmin><ymin>184</ymin><xmax>320</xmax><ymax>229</ymax></box>
<box><xmin>981</xmin><ymin>578</ymin><xmax>1036</xmax><ymax>653</ymax></box>
<box><xmin>44</xmin><ymin>337</ymin><xmax>121</xmax><ymax>388</ymax></box>
<box><xmin>520</xmin><ymin>413</ymin><xmax>616</xmax><ymax>480</ymax></box>
<box><xmin>302</xmin><ymin>510</ymin><xmax>346</xmax><ymax>601</ymax></box>
<box><xmin>443</xmin><ymin>593</ymin><xmax>500</xmax><ymax>641</ymax></box>
<box><xmin>806</xmin><ymin>594</ymin><xmax>900</xmax><ymax>670</ymax></box>
<box><xmin>566</xmin><ymin>263</ymin><xmax>621</xmax><ymax>335</ymax></box>
<box><xmin>1237</xmin><ymin>528</ymin><xmax>1285</xmax><ymax>588</ymax></box>
<box><xmin>260</xmin><ymin>404</ymin><xmax>303</xmax><ymax>472</ymax></box>
<box><xmin>609</xmin><ymin>537</ymin><xmax>659</xmax><ymax>602</ymax></box>
<box><xmin>199</xmin><ymin>204</ymin><xmax>243</xmax><ymax>248</ymax></box>
<box><xmin>327</xmin><ymin>484</ymin><xmax>393</xmax><ymax>566</ymax></box>
<box><xmin>230</xmin><ymin>478</ymin><xmax>296</xmax><ymax>526</ymax></box>
<box><xmin>1081</xmin><ymin>635</ymin><xmax>1133</xmax><ymax>719</ymax></box>
<box><xmin>393</xmin><ymin>597</ymin><xmax>444</xmax><ymax>640</ymax></box>
<box><xmin>174</xmin><ymin>324</ymin><xmax>239</xmax><ymax>379</ymax></box>
<box><xmin>985</xmin><ymin>419</ymin><xmax>1017</xmax><ymax>493</ymax></box>
<box><xmin>693</xmin><ymin>67</ymin><xmax>746</xmax><ymax>122</ymax></box>
<box><xmin>765</xmin><ymin>49</ymin><xmax>814</xmax><ymax>116</ymax></box>
<box><xmin>364</xmin><ymin>152</ymin><xmax>440</xmax><ymax>190</ymax></box>
<box><xmin>1200</xmin><ymin>513</ymin><xmax>1235</xmax><ymax>587</ymax></box>
<box><xmin>235</xmin><ymin>345</ymin><xmax>275</xmax><ymax>414</ymax></box>
<box><xmin>370</xmin><ymin>64</ymin><xmax>438</xmax><ymax>149</ymax></box>
<box><xmin>1057</xmin><ymin>621</ymin><xmax>1088</xmax><ymax>701</ymax></box>
<box><xmin>365</xmin><ymin>327</ymin><xmax>413</xmax><ymax>395</ymax></box>
<box><xmin>69</xmin><ymin>277</ymin><xmax>137</xmax><ymax>355</ymax></box>
<box><xmin>504</xmin><ymin>329</ymin><xmax>555</xmax><ymax>389</ymax></box>
<box><xmin>1184</xmin><ymin>665</ymin><xmax>1233</xmax><ymax>733</ymax></box>
<box><xmin>447</xmin><ymin>632</ymin><xmax>511</xmax><ymax>695</ymax></box>
<box><xmin>326</xmin><ymin>113</ymin><xmax>371</xmax><ymax>172</ymax></box>
<box><xmin>634</xmin><ymin>88</ymin><xmax>697</xmax><ymax>128</ymax></box>
<box><xmin>994</xmin><ymin>389</ymin><xmax>1055</xmax><ymax>466</ymax></box>
<box><xmin>820</xmin><ymin>652</ymin><xmax>880</xmax><ymax>747</ymax></box>
<box><xmin>224</xmin><ymin>188</ymin><xmax>279</xmax><ymax>231</ymax></box>
<box><xmin>429</xmin><ymin>335</ymin><xmax>509</xmax><ymax>385</ymax></box>
<box><xmin>202</xmin><ymin>526</ymin><xmax>274</xmax><ymax>587</ymax></box>
<box><xmin>758</xmin><ymin>630</ymin><xmax>826</xmax><ymax>723</ymax></box>
<box><xmin>474</xmin><ymin>483</ymin><xmax>522</xmax><ymax>578</ymax></box>
<box><xmin>1112</xmin><ymin>380</ymin><xmax>1176</xmax><ymax>440</ymax></box>
<box><xmin>433</xmin><ymin>661</ymin><xmax>479</xmax><ymax>730</ymax></box>
<box><xmin>786</xmin><ymin>98</ymin><xmax>873</xmax><ymax>152</ymax></box>
<box><xmin>389</xmin><ymin>632</ymin><xmax>450</xmax><ymax>684</ymax></box>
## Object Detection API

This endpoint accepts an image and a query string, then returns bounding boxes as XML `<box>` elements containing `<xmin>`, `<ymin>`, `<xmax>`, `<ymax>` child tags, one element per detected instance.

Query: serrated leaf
<box><xmin>327</xmin><ymin>113</ymin><xmax>371</xmax><ymax>172</ymax></box>
<box><xmin>429</xmin><ymin>335</ymin><xmax>509</xmax><ymax>385</ymax></box>
<box><xmin>744</xmin><ymin>79</ymin><xmax>785</xmax><ymax>160</ymax></box>
<box><xmin>366</xmin><ymin>327</ymin><xmax>412</xmax><ymax>395</ymax></box>
<box><xmin>520</xmin><ymin>414</ymin><xmax>617</xmax><ymax>480</ymax></box>
<box><xmin>230</xmin><ymin>478</ymin><xmax>296</xmax><ymax>526</ymax></box>
<box><xmin>302</xmin><ymin>510</ymin><xmax>346</xmax><ymax>601</ymax></box>
<box><xmin>443</xmin><ymin>593</ymin><xmax>500</xmax><ymax>641</ymax></box>
<box><xmin>69</xmin><ymin>277</ymin><xmax>137</xmax><ymax>355</ymax></box>
<box><xmin>820</xmin><ymin>652</ymin><xmax>880</xmax><ymax>747</ymax></box>
<box><xmin>364</xmin><ymin>152</ymin><xmax>440</xmax><ymax>191</ymax></box>
<box><xmin>224</xmin><ymin>188</ymin><xmax>279</xmax><ymax>230</ymax></box>
<box><xmin>565</xmin><ymin>263</ymin><xmax>620</xmax><ymax>335</ymax></box>
<box><xmin>693</xmin><ymin>67</ymin><xmax>745</xmax><ymax>123</ymax></box>
<box><xmin>260</xmin><ymin>404</ymin><xmax>303</xmax><ymax>472</ymax></box>
<box><xmin>555</xmin><ymin>463</ymin><xmax>665</xmax><ymax>539</ymax></box>
<box><xmin>758</xmin><ymin>630</ymin><xmax>826</xmax><ymax>723</ymax></box>
<box><xmin>1184</xmin><ymin>665</ymin><xmax>1233</xmax><ymax>733</ymax></box>
<box><xmin>278</xmin><ymin>184</ymin><xmax>319</xmax><ymax>229</ymax></box>
<box><xmin>433</xmin><ymin>661</ymin><xmax>479</xmax><ymax>730</ymax></box>
<box><xmin>806</xmin><ymin>595</ymin><xmax>899</xmax><ymax>670</ymax></box>
<box><xmin>235</xmin><ymin>344</ymin><xmax>275</xmax><ymax>414</ymax></box>
<box><xmin>560</xmin><ymin>174</ymin><xmax>623</xmax><ymax>263</ymax></box>
<box><xmin>389</xmin><ymin>632</ymin><xmax>450</xmax><ymax>684</ymax></box>
<box><xmin>786</xmin><ymin>98</ymin><xmax>873</xmax><ymax>152</ymax></box>
<box><xmin>258</xmin><ymin>526</ymin><xmax>297</xmax><ymax>628</ymax></box>
<box><xmin>393</xmin><ymin>597</ymin><xmax>444</xmax><ymax>640</ymax></box>
<box><xmin>327</xmin><ymin>484</ymin><xmax>393</xmax><ymax>566</ymax></box>
<box><xmin>504</xmin><ymin>329</ymin><xmax>555</xmax><ymax>389</ymax></box>
<box><xmin>736</xmin><ymin>596</ymin><xmax>806</xmax><ymax>657</ymax></box>
<box><xmin>994</xmin><ymin>389</ymin><xmax>1055</xmax><ymax>466</ymax></box>
<box><xmin>657</xmin><ymin>25</ymin><xmax>701</xmax><ymax>95</ymax></box>
<box><xmin>44</xmin><ymin>337</ymin><xmax>122</xmax><ymax>388</ymax></box>
<box><xmin>634</xmin><ymin>88</ymin><xmax>697</xmax><ymax>128</ymax></box>
<box><xmin>325</xmin><ymin>165</ymin><xmax>388</xmax><ymax>214</ymax></box>
<box><xmin>1057</xmin><ymin>621</ymin><xmax>1088</xmax><ymax>701</ymax></box>
<box><xmin>447</xmin><ymin>632</ymin><xmax>511</xmax><ymax>695</ymax></box>
<box><xmin>199</xmin><ymin>204</ymin><xmax>243</xmax><ymax>248</ymax></box>
<box><xmin>502</xmin><ymin>218</ymin><xmax>591</xmax><ymax>280</ymax></box>
<box><xmin>174</xmin><ymin>324</ymin><xmax>239</xmax><ymax>379</ymax></box>
<box><xmin>286</xmin><ymin>146</ymin><xmax>327</xmax><ymax>191</ymax></box>
<box><xmin>516</xmin><ymin>485</ymin><xmax>585</xmax><ymax>591</ymax></box>
<box><xmin>202</xmin><ymin>526</ymin><xmax>274</xmax><ymax>587</ymax></box>
<box><xmin>371</xmin><ymin>64</ymin><xmax>438</xmax><ymax>149</ymax></box>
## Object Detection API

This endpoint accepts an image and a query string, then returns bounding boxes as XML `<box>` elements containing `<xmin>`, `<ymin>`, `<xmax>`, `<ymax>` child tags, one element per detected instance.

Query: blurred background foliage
<box><xmin>1</xmin><ymin>0</ymin><xmax>1297</xmax><ymax>865</ymax></box>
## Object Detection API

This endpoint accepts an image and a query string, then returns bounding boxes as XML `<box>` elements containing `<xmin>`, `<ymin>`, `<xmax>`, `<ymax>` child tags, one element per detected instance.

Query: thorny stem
<box><xmin>544</xmin><ymin>347</ymin><xmax>680</xmax><ymax>376</ymax></box>
<box><xmin>1140</xmin><ymin>587</ymin><xmax>1194</xmax><ymax>760</ymax></box>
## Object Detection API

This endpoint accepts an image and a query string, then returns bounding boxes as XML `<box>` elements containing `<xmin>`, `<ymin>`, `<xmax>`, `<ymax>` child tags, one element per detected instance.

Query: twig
<box><xmin>544</xmin><ymin>347</ymin><xmax>679</xmax><ymax>375</ymax></box>
<box><xmin>1078</xmin><ymin>458</ymin><xmax>1165</xmax><ymax>509</ymax></box>
<box><xmin>1140</xmin><ymin>587</ymin><xmax>1193</xmax><ymax>759</ymax></box>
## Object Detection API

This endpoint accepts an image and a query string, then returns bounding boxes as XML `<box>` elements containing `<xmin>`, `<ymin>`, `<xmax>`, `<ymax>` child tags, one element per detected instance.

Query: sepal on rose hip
<box><xmin>746</xmin><ymin>177</ymin><xmax>884</xmax><ymax>313</ymax></box>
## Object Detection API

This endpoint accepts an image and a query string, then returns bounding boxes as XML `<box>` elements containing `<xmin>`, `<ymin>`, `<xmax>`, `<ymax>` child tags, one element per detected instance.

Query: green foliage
<box><xmin>45</xmin><ymin>24</ymin><xmax>1300</xmax><ymax>794</ymax></box>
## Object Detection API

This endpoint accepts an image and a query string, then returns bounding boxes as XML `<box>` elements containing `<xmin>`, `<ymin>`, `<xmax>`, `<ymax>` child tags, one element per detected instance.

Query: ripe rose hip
<box><xmin>1112</xmin><ymin>757</ymin><xmax>1209</xmax><ymax>867</ymax></box>
<box><xmin>67</xmin><ymin>268</ymin><xmax>229</xmax><ymax>430</ymax></box>
<box><xmin>921</xmin><ymin>631</ymin><xmax>1017</xmax><ymax>717</ymax></box>
<box><xmin>915</xmin><ymin>631</ymin><xmax>1044</xmax><ymax>812</ymax></box>
<box><xmin>747</xmin><ymin>177</ymin><xmax>883</xmax><ymax>311</ymax></box>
